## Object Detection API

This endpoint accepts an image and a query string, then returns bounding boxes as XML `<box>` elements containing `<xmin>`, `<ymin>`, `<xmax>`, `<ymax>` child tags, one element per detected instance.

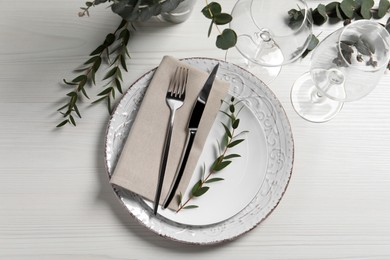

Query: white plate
<box><xmin>105</xmin><ymin>57</ymin><xmax>294</xmax><ymax>244</ymax></box>
<box><xmin>143</xmin><ymin>97</ymin><xmax>267</xmax><ymax>226</ymax></box>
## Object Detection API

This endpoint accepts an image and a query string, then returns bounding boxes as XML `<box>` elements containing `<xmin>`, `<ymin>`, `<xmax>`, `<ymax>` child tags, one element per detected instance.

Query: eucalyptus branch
<box><xmin>201</xmin><ymin>2</ymin><xmax>237</xmax><ymax>50</ymax></box>
<box><xmin>57</xmin><ymin>20</ymin><xmax>129</xmax><ymax>127</ymax></box>
<box><xmin>92</xmin><ymin>21</ymin><xmax>131</xmax><ymax>113</ymax></box>
<box><xmin>79</xmin><ymin>1</ymin><xmax>94</xmax><ymax>17</ymax></box>
<box><xmin>176</xmin><ymin>97</ymin><xmax>247</xmax><ymax>212</ymax></box>
<box><xmin>293</xmin><ymin>0</ymin><xmax>390</xmax><ymax>59</ymax></box>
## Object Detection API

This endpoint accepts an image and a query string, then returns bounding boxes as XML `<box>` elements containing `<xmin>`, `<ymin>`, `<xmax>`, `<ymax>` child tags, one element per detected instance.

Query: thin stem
<box><xmin>176</xmin><ymin>128</ymin><xmax>236</xmax><ymax>213</ymax></box>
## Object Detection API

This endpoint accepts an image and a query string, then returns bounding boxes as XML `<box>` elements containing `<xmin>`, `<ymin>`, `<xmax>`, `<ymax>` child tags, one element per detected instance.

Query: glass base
<box><xmin>291</xmin><ymin>72</ymin><xmax>344</xmax><ymax>123</ymax></box>
<box><xmin>225</xmin><ymin>47</ymin><xmax>281</xmax><ymax>85</ymax></box>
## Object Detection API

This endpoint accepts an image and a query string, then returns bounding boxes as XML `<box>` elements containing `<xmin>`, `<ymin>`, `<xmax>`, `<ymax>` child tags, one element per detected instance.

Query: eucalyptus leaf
<box><xmin>205</xmin><ymin>178</ymin><xmax>224</xmax><ymax>183</ymax></box>
<box><xmin>227</xmin><ymin>139</ymin><xmax>244</xmax><ymax>148</ymax></box>
<box><xmin>312</xmin><ymin>4</ymin><xmax>328</xmax><ymax>25</ymax></box>
<box><xmin>213</xmin><ymin>13</ymin><xmax>232</xmax><ymax>25</ymax></box>
<box><xmin>340</xmin><ymin>0</ymin><xmax>356</xmax><ymax>18</ymax></box>
<box><xmin>183</xmin><ymin>205</ymin><xmax>199</xmax><ymax>209</ymax></box>
<box><xmin>222</xmin><ymin>123</ymin><xmax>232</xmax><ymax>138</ymax></box>
<box><xmin>191</xmin><ymin>180</ymin><xmax>202</xmax><ymax>195</ymax></box>
<box><xmin>97</xmin><ymin>87</ymin><xmax>113</xmax><ymax>96</ymax></box>
<box><xmin>360</xmin><ymin>0</ymin><xmax>374</xmax><ymax>19</ymax></box>
<box><xmin>326</xmin><ymin>2</ymin><xmax>340</xmax><ymax>18</ymax></box>
<box><xmin>56</xmin><ymin>120</ymin><xmax>69</xmax><ymax>128</ymax></box>
<box><xmin>223</xmin><ymin>154</ymin><xmax>241</xmax><ymax>159</ymax></box>
<box><xmin>90</xmin><ymin>45</ymin><xmax>105</xmax><ymax>56</ymax></box>
<box><xmin>72</xmin><ymin>75</ymin><xmax>87</xmax><ymax>83</ymax></box>
<box><xmin>216</xmin><ymin>29</ymin><xmax>237</xmax><ymax>50</ymax></box>
<box><xmin>232</xmin><ymin>118</ymin><xmax>240</xmax><ymax>129</ymax></box>
<box><xmin>378</xmin><ymin>0</ymin><xmax>390</xmax><ymax>18</ymax></box>
<box><xmin>212</xmin><ymin>160</ymin><xmax>232</xmax><ymax>172</ymax></box>
<box><xmin>192</xmin><ymin>186</ymin><xmax>209</xmax><ymax>197</ymax></box>
<box><xmin>202</xmin><ymin>2</ymin><xmax>222</xmax><ymax>19</ymax></box>
<box><xmin>355</xmin><ymin>39</ymin><xmax>372</xmax><ymax>55</ymax></box>
<box><xmin>301</xmin><ymin>34</ymin><xmax>319</xmax><ymax>58</ymax></box>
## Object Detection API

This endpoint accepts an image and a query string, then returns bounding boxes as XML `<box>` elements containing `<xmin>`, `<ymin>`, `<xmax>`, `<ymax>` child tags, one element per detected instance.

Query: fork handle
<box><xmin>162</xmin><ymin>129</ymin><xmax>196</xmax><ymax>209</ymax></box>
<box><xmin>153</xmin><ymin>110</ymin><xmax>176</xmax><ymax>215</ymax></box>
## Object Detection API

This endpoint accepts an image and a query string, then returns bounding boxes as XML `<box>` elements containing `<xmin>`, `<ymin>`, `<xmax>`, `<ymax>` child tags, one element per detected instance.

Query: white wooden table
<box><xmin>1</xmin><ymin>0</ymin><xmax>389</xmax><ymax>259</ymax></box>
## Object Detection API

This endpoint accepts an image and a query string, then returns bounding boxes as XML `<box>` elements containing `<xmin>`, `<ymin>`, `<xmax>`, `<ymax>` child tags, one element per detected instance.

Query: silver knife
<box><xmin>162</xmin><ymin>63</ymin><xmax>219</xmax><ymax>209</ymax></box>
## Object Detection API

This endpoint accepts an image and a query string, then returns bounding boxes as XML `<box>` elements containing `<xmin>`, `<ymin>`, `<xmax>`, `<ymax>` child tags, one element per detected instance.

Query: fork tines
<box><xmin>168</xmin><ymin>67</ymin><xmax>188</xmax><ymax>98</ymax></box>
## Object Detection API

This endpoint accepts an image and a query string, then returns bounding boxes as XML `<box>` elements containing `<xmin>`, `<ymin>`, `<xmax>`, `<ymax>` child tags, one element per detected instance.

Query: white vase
<box><xmin>160</xmin><ymin>0</ymin><xmax>196</xmax><ymax>23</ymax></box>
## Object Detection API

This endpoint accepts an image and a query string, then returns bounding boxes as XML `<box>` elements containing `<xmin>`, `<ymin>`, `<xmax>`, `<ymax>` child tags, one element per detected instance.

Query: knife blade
<box><xmin>162</xmin><ymin>63</ymin><xmax>219</xmax><ymax>209</ymax></box>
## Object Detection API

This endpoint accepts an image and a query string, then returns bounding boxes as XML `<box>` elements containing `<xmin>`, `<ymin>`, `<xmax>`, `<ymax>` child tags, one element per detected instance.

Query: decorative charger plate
<box><xmin>105</xmin><ymin>57</ymin><xmax>294</xmax><ymax>245</ymax></box>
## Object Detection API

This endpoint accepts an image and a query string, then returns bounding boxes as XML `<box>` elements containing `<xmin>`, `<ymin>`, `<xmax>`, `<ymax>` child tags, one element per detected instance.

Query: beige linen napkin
<box><xmin>110</xmin><ymin>56</ymin><xmax>229</xmax><ymax>210</ymax></box>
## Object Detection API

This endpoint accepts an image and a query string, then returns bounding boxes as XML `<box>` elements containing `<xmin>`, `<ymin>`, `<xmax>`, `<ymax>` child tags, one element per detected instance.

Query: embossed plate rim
<box><xmin>104</xmin><ymin>57</ymin><xmax>294</xmax><ymax>245</ymax></box>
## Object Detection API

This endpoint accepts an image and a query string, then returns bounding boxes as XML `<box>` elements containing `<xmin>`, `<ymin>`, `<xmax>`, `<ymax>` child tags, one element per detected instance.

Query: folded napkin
<box><xmin>110</xmin><ymin>56</ymin><xmax>230</xmax><ymax>210</ymax></box>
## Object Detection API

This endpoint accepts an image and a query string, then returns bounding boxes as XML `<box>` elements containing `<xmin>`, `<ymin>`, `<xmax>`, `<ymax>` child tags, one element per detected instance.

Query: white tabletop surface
<box><xmin>1</xmin><ymin>0</ymin><xmax>390</xmax><ymax>259</ymax></box>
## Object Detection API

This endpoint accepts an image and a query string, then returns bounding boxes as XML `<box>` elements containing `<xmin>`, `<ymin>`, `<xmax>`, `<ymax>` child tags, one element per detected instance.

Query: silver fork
<box><xmin>153</xmin><ymin>66</ymin><xmax>188</xmax><ymax>215</ymax></box>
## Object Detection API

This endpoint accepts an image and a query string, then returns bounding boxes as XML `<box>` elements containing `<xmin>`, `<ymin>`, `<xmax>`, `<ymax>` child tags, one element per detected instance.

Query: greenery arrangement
<box><xmin>57</xmin><ymin>0</ymin><xmax>390</xmax><ymax>127</ymax></box>
<box><xmin>290</xmin><ymin>0</ymin><xmax>390</xmax><ymax>58</ymax></box>
<box><xmin>57</xmin><ymin>0</ymin><xmax>235</xmax><ymax>127</ymax></box>
<box><xmin>176</xmin><ymin>97</ymin><xmax>247</xmax><ymax>212</ymax></box>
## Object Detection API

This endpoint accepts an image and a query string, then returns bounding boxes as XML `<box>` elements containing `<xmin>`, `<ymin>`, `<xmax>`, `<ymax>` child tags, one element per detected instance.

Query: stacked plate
<box><xmin>105</xmin><ymin>58</ymin><xmax>294</xmax><ymax>245</ymax></box>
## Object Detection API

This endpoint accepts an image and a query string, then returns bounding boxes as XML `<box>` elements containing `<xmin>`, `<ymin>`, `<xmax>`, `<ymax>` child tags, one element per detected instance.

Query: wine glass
<box><xmin>291</xmin><ymin>20</ymin><xmax>390</xmax><ymax>123</ymax></box>
<box><xmin>229</xmin><ymin>0</ymin><xmax>313</xmax><ymax>83</ymax></box>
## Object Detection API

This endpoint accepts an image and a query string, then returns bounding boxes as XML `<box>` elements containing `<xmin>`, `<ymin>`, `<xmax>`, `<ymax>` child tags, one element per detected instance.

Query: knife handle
<box><xmin>162</xmin><ymin>129</ymin><xmax>196</xmax><ymax>209</ymax></box>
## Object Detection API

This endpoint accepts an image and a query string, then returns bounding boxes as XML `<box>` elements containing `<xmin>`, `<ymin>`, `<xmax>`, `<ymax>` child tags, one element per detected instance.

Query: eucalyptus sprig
<box><xmin>290</xmin><ymin>0</ymin><xmax>390</xmax><ymax>58</ymax></box>
<box><xmin>176</xmin><ymin>97</ymin><xmax>247</xmax><ymax>212</ymax></box>
<box><xmin>92</xmin><ymin>21</ymin><xmax>131</xmax><ymax>113</ymax></box>
<box><xmin>201</xmin><ymin>1</ymin><xmax>237</xmax><ymax>50</ymax></box>
<box><xmin>57</xmin><ymin>20</ymin><xmax>130</xmax><ymax>127</ymax></box>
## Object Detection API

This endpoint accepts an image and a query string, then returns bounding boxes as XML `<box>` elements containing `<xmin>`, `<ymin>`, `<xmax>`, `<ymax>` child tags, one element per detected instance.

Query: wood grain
<box><xmin>0</xmin><ymin>0</ymin><xmax>389</xmax><ymax>259</ymax></box>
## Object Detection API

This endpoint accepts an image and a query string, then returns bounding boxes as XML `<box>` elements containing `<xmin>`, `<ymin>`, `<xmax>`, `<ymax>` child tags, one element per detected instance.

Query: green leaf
<box><xmin>220</xmin><ymin>110</ymin><xmax>235</xmax><ymax>121</ymax></box>
<box><xmin>115</xmin><ymin>78</ymin><xmax>123</xmax><ymax>94</ymax></box>
<box><xmin>232</xmin><ymin>118</ymin><xmax>240</xmax><ymax>129</ymax></box>
<box><xmin>72</xmin><ymin>75</ymin><xmax>87</xmax><ymax>83</ymax></box>
<box><xmin>104</xmin><ymin>33</ymin><xmax>116</xmax><ymax>47</ymax></box>
<box><xmin>192</xmin><ymin>186</ymin><xmax>209</xmax><ymax>197</ymax></box>
<box><xmin>191</xmin><ymin>180</ymin><xmax>202</xmax><ymax>196</ymax></box>
<box><xmin>97</xmin><ymin>87</ymin><xmax>113</xmax><ymax>96</ymax></box>
<box><xmin>176</xmin><ymin>192</ymin><xmax>182</xmax><ymax>206</ymax></box>
<box><xmin>312</xmin><ymin>5</ymin><xmax>328</xmax><ymax>25</ymax></box>
<box><xmin>202</xmin><ymin>2</ymin><xmax>222</xmax><ymax>19</ymax></box>
<box><xmin>336</xmin><ymin>4</ymin><xmax>348</xmax><ymax>19</ymax></box>
<box><xmin>73</xmin><ymin>105</ymin><xmax>81</xmax><ymax>118</ymax></box>
<box><xmin>84</xmin><ymin>56</ymin><xmax>99</xmax><ymax>65</ymax></box>
<box><xmin>302</xmin><ymin>35</ymin><xmax>319</xmax><ymax>58</ymax></box>
<box><xmin>229</xmin><ymin>104</ymin><xmax>235</xmax><ymax>113</ymax></box>
<box><xmin>355</xmin><ymin>39</ymin><xmax>372</xmax><ymax>55</ymax></box>
<box><xmin>227</xmin><ymin>139</ymin><xmax>245</xmax><ymax>148</ymax></box>
<box><xmin>326</xmin><ymin>2</ymin><xmax>340</xmax><ymax>18</ymax></box>
<box><xmin>213</xmin><ymin>13</ymin><xmax>232</xmax><ymax>25</ymax></box>
<box><xmin>222</xmin><ymin>123</ymin><xmax>232</xmax><ymax>138</ymax></box>
<box><xmin>212</xmin><ymin>160</ymin><xmax>232</xmax><ymax>172</ymax></box>
<box><xmin>120</xmin><ymin>55</ymin><xmax>127</xmax><ymax>72</ymax></box>
<box><xmin>205</xmin><ymin>177</ymin><xmax>224</xmax><ymax>183</ymax></box>
<box><xmin>92</xmin><ymin>57</ymin><xmax>102</xmax><ymax>72</ymax></box>
<box><xmin>92</xmin><ymin>96</ymin><xmax>106</xmax><ymax>104</ymax></box>
<box><xmin>183</xmin><ymin>205</ymin><xmax>198</xmax><ymax>209</ymax></box>
<box><xmin>90</xmin><ymin>45</ymin><xmax>105</xmax><ymax>56</ymax></box>
<box><xmin>378</xmin><ymin>0</ymin><xmax>390</xmax><ymax>18</ymax></box>
<box><xmin>69</xmin><ymin>115</ymin><xmax>76</xmax><ymax>126</ymax></box>
<box><xmin>56</xmin><ymin>120</ymin><xmax>69</xmax><ymax>128</ymax></box>
<box><xmin>360</xmin><ymin>0</ymin><xmax>374</xmax><ymax>19</ymax></box>
<box><xmin>103</xmin><ymin>67</ymin><xmax>118</xmax><ymax>80</ymax></box>
<box><xmin>224</xmin><ymin>154</ymin><xmax>241</xmax><ymax>159</ymax></box>
<box><xmin>216</xmin><ymin>29</ymin><xmax>237</xmax><ymax>50</ymax></box>
<box><xmin>207</xmin><ymin>20</ymin><xmax>213</xmax><ymax>37</ymax></box>
<box><xmin>340</xmin><ymin>0</ymin><xmax>356</xmax><ymax>18</ymax></box>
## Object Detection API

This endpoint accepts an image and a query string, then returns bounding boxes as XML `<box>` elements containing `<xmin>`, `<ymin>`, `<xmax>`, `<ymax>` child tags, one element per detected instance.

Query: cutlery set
<box><xmin>154</xmin><ymin>64</ymin><xmax>220</xmax><ymax>215</ymax></box>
